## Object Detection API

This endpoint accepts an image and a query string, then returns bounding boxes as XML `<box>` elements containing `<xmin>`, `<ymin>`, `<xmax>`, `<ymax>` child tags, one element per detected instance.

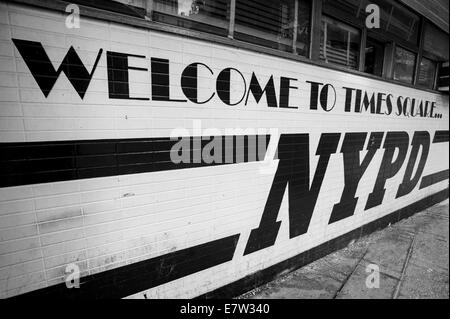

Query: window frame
<box><xmin>364</xmin><ymin>36</ymin><xmax>386</xmax><ymax>77</ymax></box>
<box><xmin>232</xmin><ymin>0</ymin><xmax>300</xmax><ymax>54</ymax></box>
<box><xmin>419</xmin><ymin>21</ymin><xmax>448</xmax><ymax>91</ymax></box>
<box><xmin>393</xmin><ymin>44</ymin><xmax>418</xmax><ymax>84</ymax></box>
<box><xmin>416</xmin><ymin>56</ymin><xmax>439</xmax><ymax>90</ymax></box>
<box><xmin>318</xmin><ymin>0</ymin><xmax>448</xmax><ymax>90</ymax></box>
<box><xmin>150</xmin><ymin>0</ymin><xmax>232</xmax><ymax>37</ymax></box>
<box><xmin>319</xmin><ymin>15</ymin><xmax>362</xmax><ymax>70</ymax></box>
<box><xmin>421</xmin><ymin>22</ymin><xmax>449</xmax><ymax>62</ymax></box>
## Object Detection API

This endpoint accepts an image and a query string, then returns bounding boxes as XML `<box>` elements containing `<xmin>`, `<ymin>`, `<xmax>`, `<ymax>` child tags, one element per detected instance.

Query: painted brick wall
<box><xmin>0</xmin><ymin>2</ymin><xmax>448</xmax><ymax>299</ymax></box>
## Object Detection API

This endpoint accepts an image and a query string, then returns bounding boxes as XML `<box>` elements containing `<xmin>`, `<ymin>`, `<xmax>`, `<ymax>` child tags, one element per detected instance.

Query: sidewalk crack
<box><xmin>393</xmin><ymin>234</ymin><xmax>417</xmax><ymax>299</ymax></box>
<box><xmin>332</xmin><ymin>249</ymin><xmax>368</xmax><ymax>299</ymax></box>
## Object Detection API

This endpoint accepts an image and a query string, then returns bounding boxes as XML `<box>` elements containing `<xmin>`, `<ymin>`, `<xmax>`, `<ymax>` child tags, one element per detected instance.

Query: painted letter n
<box><xmin>243</xmin><ymin>133</ymin><xmax>340</xmax><ymax>255</ymax></box>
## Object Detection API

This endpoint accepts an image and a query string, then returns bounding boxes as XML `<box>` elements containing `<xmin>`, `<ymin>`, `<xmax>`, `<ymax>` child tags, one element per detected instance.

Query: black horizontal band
<box><xmin>420</xmin><ymin>169</ymin><xmax>450</xmax><ymax>189</ymax></box>
<box><xmin>11</xmin><ymin>234</ymin><xmax>240</xmax><ymax>299</ymax></box>
<box><xmin>0</xmin><ymin>135</ymin><xmax>270</xmax><ymax>188</ymax></box>
<box><xmin>433</xmin><ymin>130</ymin><xmax>449</xmax><ymax>143</ymax></box>
<box><xmin>418</xmin><ymin>131</ymin><xmax>450</xmax><ymax>189</ymax></box>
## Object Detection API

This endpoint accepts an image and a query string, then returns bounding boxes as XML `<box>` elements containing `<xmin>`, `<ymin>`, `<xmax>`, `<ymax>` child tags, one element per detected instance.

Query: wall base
<box><xmin>198</xmin><ymin>188</ymin><xmax>449</xmax><ymax>299</ymax></box>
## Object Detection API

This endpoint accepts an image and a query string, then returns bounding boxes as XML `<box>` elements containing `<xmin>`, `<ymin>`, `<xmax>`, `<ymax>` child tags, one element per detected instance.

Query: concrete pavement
<box><xmin>239</xmin><ymin>200</ymin><xmax>449</xmax><ymax>299</ymax></box>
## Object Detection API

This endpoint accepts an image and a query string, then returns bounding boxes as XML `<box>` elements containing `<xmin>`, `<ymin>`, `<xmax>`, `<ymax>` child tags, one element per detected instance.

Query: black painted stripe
<box><xmin>0</xmin><ymin>135</ymin><xmax>269</xmax><ymax>188</ymax></box>
<box><xmin>418</xmin><ymin>131</ymin><xmax>450</xmax><ymax>189</ymax></box>
<box><xmin>433</xmin><ymin>130</ymin><xmax>449</xmax><ymax>143</ymax></box>
<box><xmin>420</xmin><ymin>169</ymin><xmax>450</xmax><ymax>189</ymax></box>
<box><xmin>11</xmin><ymin>234</ymin><xmax>240</xmax><ymax>299</ymax></box>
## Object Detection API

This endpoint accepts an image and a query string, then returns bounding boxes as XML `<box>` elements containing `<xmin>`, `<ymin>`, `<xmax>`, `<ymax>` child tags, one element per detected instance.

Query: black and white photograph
<box><xmin>0</xmin><ymin>0</ymin><xmax>448</xmax><ymax>309</ymax></box>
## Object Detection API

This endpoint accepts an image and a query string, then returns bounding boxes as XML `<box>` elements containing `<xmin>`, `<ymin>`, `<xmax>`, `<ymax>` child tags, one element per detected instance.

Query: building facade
<box><xmin>0</xmin><ymin>0</ymin><xmax>448</xmax><ymax>298</ymax></box>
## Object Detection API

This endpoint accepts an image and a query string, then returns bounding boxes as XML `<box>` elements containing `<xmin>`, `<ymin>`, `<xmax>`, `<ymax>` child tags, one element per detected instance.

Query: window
<box><xmin>88</xmin><ymin>0</ymin><xmax>446</xmax><ymax>92</ymax></box>
<box><xmin>296</xmin><ymin>0</ymin><xmax>312</xmax><ymax>57</ymax></box>
<box><xmin>417</xmin><ymin>58</ymin><xmax>437</xmax><ymax>89</ymax></box>
<box><xmin>234</xmin><ymin>0</ymin><xmax>311</xmax><ymax>55</ymax></box>
<box><xmin>368</xmin><ymin>0</ymin><xmax>420</xmax><ymax>45</ymax></box>
<box><xmin>322</xmin><ymin>0</ymin><xmax>419</xmax><ymax>46</ymax></box>
<box><xmin>393</xmin><ymin>46</ymin><xmax>416</xmax><ymax>84</ymax></box>
<box><xmin>152</xmin><ymin>0</ymin><xmax>231</xmax><ymax>36</ymax></box>
<box><xmin>76</xmin><ymin>0</ymin><xmax>146</xmax><ymax>18</ymax></box>
<box><xmin>384</xmin><ymin>2</ymin><xmax>419</xmax><ymax>45</ymax></box>
<box><xmin>364</xmin><ymin>37</ymin><xmax>384</xmax><ymax>76</ymax></box>
<box><xmin>234</xmin><ymin>0</ymin><xmax>296</xmax><ymax>53</ymax></box>
<box><xmin>322</xmin><ymin>0</ymin><xmax>370</xmax><ymax>24</ymax></box>
<box><xmin>437</xmin><ymin>62</ymin><xmax>449</xmax><ymax>92</ymax></box>
<box><xmin>423</xmin><ymin>23</ymin><xmax>449</xmax><ymax>61</ymax></box>
<box><xmin>320</xmin><ymin>17</ymin><xmax>361</xmax><ymax>70</ymax></box>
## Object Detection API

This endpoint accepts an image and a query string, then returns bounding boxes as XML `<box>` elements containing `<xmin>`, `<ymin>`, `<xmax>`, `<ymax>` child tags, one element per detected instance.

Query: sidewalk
<box><xmin>239</xmin><ymin>200</ymin><xmax>449</xmax><ymax>299</ymax></box>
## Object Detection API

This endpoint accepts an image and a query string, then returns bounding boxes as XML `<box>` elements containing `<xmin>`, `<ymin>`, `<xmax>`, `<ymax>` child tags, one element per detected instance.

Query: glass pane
<box><xmin>323</xmin><ymin>0</ymin><xmax>419</xmax><ymax>46</ymax></box>
<box><xmin>364</xmin><ymin>37</ymin><xmax>384</xmax><ymax>76</ymax></box>
<box><xmin>152</xmin><ymin>0</ymin><xmax>230</xmax><ymax>36</ymax></box>
<box><xmin>296</xmin><ymin>0</ymin><xmax>312</xmax><ymax>57</ymax></box>
<box><xmin>320</xmin><ymin>17</ymin><xmax>360</xmax><ymax>70</ymax></box>
<box><xmin>322</xmin><ymin>0</ymin><xmax>367</xmax><ymax>23</ymax></box>
<box><xmin>235</xmin><ymin>0</ymin><xmax>296</xmax><ymax>53</ymax></box>
<box><xmin>393</xmin><ymin>46</ymin><xmax>416</xmax><ymax>84</ymax></box>
<box><xmin>387</xmin><ymin>4</ymin><xmax>419</xmax><ymax>44</ymax></box>
<box><xmin>417</xmin><ymin>58</ymin><xmax>436</xmax><ymax>89</ymax></box>
<box><xmin>423</xmin><ymin>23</ymin><xmax>449</xmax><ymax>61</ymax></box>
<box><xmin>78</xmin><ymin>0</ymin><xmax>146</xmax><ymax>17</ymax></box>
